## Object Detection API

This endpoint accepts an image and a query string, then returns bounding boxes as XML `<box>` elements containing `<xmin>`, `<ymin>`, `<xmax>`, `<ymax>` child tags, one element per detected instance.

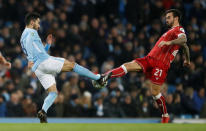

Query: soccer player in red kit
<box><xmin>94</xmin><ymin>9</ymin><xmax>190</xmax><ymax>123</ymax></box>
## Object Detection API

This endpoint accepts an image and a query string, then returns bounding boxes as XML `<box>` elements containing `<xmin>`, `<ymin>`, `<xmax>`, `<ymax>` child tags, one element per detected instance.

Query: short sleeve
<box><xmin>173</xmin><ymin>27</ymin><xmax>186</xmax><ymax>38</ymax></box>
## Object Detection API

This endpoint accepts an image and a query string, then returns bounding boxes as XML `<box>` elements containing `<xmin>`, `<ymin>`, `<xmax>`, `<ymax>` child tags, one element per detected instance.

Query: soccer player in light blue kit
<box><xmin>20</xmin><ymin>13</ymin><xmax>102</xmax><ymax>123</ymax></box>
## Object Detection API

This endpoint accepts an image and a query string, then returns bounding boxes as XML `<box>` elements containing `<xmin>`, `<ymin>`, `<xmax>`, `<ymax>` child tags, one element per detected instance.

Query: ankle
<box><xmin>162</xmin><ymin>113</ymin><xmax>169</xmax><ymax>117</ymax></box>
<box><xmin>153</xmin><ymin>93</ymin><xmax>162</xmax><ymax>100</ymax></box>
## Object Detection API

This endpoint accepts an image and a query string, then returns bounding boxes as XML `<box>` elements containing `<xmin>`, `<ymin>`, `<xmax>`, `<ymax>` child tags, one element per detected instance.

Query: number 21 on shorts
<box><xmin>154</xmin><ymin>68</ymin><xmax>162</xmax><ymax>77</ymax></box>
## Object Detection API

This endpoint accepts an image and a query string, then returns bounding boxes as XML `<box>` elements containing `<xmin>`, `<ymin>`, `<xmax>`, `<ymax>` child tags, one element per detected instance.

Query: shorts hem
<box><xmin>149</xmin><ymin>80</ymin><xmax>164</xmax><ymax>86</ymax></box>
<box><xmin>50</xmin><ymin>56</ymin><xmax>65</xmax><ymax>73</ymax></box>
<box><xmin>133</xmin><ymin>60</ymin><xmax>146</xmax><ymax>73</ymax></box>
<box><xmin>57</xmin><ymin>59</ymin><xmax>65</xmax><ymax>73</ymax></box>
<box><xmin>44</xmin><ymin>82</ymin><xmax>56</xmax><ymax>90</ymax></box>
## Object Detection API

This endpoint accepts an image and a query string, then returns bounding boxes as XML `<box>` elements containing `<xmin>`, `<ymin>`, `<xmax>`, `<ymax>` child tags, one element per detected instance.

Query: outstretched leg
<box><xmin>107</xmin><ymin>60</ymin><xmax>142</xmax><ymax>78</ymax></box>
<box><xmin>97</xmin><ymin>60</ymin><xmax>142</xmax><ymax>85</ymax></box>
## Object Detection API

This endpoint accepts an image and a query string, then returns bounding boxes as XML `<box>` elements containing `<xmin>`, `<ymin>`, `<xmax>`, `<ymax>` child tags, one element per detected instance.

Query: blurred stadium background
<box><xmin>0</xmin><ymin>0</ymin><xmax>206</xmax><ymax>124</ymax></box>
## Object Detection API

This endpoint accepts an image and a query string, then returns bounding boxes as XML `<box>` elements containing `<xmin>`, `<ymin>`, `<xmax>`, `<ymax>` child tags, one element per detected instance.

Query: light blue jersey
<box><xmin>20</xmin><ymin>28</ymin><xmax>51</xmax><ymax>72</ymax></box>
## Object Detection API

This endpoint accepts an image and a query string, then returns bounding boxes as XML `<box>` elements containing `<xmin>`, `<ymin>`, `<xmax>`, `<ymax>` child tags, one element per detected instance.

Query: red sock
<box><xmin>155</xmin><ymin>94</ymin><xmax>168</xmax><ymax>115</ymax></box>
<box><xmin>106</xmin><ymin>66</ymin><xmax>127</xmax><ymax>78</ymax></box>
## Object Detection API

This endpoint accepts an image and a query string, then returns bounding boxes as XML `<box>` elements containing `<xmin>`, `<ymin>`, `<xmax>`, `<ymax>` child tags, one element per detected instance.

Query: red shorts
<box><xmin>134</xmin><ymin>56</ymin><xmax>169</xmax><ymax>85</ymax></box>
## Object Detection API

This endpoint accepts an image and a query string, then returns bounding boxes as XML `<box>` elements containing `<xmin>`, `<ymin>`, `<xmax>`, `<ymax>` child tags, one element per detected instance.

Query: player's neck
<box><xmin>26</xmin><ymin>25</ymin><xmax>35</xmax><ymax>30</ymax></box>
<box><xmin>171</xmin><ymin>23</ymin><xmax>180</xmax><ymax>28</ymax></box>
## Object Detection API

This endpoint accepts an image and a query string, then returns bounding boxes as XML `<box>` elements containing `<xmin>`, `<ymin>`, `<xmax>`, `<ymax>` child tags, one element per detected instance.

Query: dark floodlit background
<box><xmin>0</xmin><ymin>0</ymin><xmax>206</xmax><ymax>120</ymax></box>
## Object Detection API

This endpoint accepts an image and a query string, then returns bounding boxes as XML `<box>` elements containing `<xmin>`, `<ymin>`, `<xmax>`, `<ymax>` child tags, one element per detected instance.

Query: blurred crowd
<box><xmin>0</xmin><ymin>0</ymin><xmax>206</xmax><ymax>118</ymax></box>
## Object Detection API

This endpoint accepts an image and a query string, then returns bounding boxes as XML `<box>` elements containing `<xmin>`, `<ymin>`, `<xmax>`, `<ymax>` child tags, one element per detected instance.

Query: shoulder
<box><xmin>28</xmin><ymin>31</ymin><xmax>36</xmax><ymax>38</ymax></box>
<box><xmin>179</xmin><ymin>27</ymin><xmax>185</xmax><ymax>33</ymax></box>
<box><xmin>169</xmin><ymin>26</ymin><xmax>186</xmax><ymax>38</ymax></box>
<box><xmin>174</xmin><ymin>26</ymin><xmax>185</xmax><ymax>33</ymax></box>
<box><xmin>25</xmin><ymin>32</ymin><xmax>35</xmax><ymax>41</ymax></box>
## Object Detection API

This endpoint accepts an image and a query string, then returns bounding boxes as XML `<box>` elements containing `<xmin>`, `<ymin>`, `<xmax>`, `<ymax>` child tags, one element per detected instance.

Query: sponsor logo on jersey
<box><xmin>31</xmin><ymin>32</ymin><xmax>34</xmax><ymax>36</ymax></box>
<box><xmin>180</xmin><ymin>28</ymin><xmax>185</xmax><ymax>33</ymax></box>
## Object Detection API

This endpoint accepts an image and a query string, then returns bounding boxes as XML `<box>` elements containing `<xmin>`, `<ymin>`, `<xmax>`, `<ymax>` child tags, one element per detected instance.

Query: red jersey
<box><xmin>148</xmin><ymin>26</ymin><xmax>186</xmax><ymax>67</ymax></box>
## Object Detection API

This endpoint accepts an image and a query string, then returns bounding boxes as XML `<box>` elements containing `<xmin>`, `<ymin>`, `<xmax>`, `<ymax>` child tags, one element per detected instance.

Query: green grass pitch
<box><xmin>0</xmin><ymin>124</ymin><xmax>206</xmax><ymax>131</ymax></box>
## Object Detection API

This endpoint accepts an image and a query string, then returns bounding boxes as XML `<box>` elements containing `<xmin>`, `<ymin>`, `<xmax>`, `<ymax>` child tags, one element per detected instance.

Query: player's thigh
<box><xmin>61</xmin><ymin>60</ymin><xmax>75</xmax><ymax>72</ymax></box>
<box><xmin>123</xmin><ymin>61</ymin><xmax>142</xmax><ymax>72</ymax></box>
<box><xmin>150</xmin><ymin>82</ymin><xmax>162</xmax><ymax>96</ymax></box>
<box><xmin>35</xmin><ymin>69</ymin><xmax>56</xmax><ymax>90</ymax></box>
<box><xmin>149</xmin><ymin>67</ymin><xmax>168</xmax><ymax>96</ymax></box>
<box><xmin>39</xmin><ymin>57</ymin><xmax>65</xmax><ymax>74</ymax></box>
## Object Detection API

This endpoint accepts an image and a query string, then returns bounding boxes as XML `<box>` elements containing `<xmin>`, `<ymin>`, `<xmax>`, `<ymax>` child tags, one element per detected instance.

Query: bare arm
<box><xmin>158</xmin><ymin>34</ymin><xmax>190</xmax><ymax>66</ymax></box>
<box><xmin>168</xmin><ymin>35</ymin><xmax>187</xmax><ymax>45</ymax></box>
<box><xmin>158</xmin><ymin>35</ymin><xmax>187</xmax><ymax>47</ymax></box>
<box><xmin>182</xmin><ymin>43</ymin><xmax>190</xmax><ymax>66</ymax></box>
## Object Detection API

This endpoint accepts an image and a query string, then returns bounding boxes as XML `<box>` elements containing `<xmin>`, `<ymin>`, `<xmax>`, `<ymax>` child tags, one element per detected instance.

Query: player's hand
<box><xmin>28</xmin><ymin>61</ymin><xmax>34</xmax><ymax>69</ymax></box>
<box><xmin>46</xmin><ymin>34</ymin><xmax>53</xmax><ymax>45</ymax></box>
<box><xmin>5</xmin><ymin>62</ymin><xmax>11</xmax><ymax>69</ymax></box>
<box><xmin>0</xmin><ymin>55</ymin><xmax>11</xmax><ymax>69</ymax></box>
<box><xmin>183</xmin><ymin>60</ymin><xmax>190</xmax><ymax>67</ymax></box>
<box><xmin>0</xmin><ymin>55</ymin><xmax>6</xmax><ymax>64</ymax></box>
<box><xmin>158</xmin><ymin>41</ymin><xmax>171</xmax><ymax>48</ymax></box>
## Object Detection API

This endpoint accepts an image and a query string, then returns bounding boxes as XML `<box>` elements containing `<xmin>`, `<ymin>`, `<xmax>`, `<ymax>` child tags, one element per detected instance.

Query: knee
<box><xmin>68</xmin><ymin>61</ymin><xmax>75</xmax><ymax>70</ymax></box>
<box><xmin>122</xmin><ymin>62</ymin><xmax>132</xmax><ymax>72</ymax></box>
<box><xmin>69</xmin><ymin>61</ymin><xmax>75</xmax><ymax>67</ymax></box>
<box><xmin>123</xmin><ymin>61</ymin><xmax>141</xmax><ymax>72</ymax></box>
<box><xmin>47</xmin><ymin>84</ymin><xmax>58</xmax><ymax>93</ymax></box>
<box><xmin>62</xmin><ymin>60</ymin><xmax>75</xmax><ymax>71</ymax></box>
<box><xmin>48</xmin><ymin>89</ymin><xmax>58</xmax><ymax>94</ymax></box>
<box><xmin>151</xmin><ymin>88</ymin><xmax>160</xmax><ymax>96</ymax></box>
<box><xmin>123</xmin><ymin>62</ymin><xmax>131</xmax><ymax>67</ymax></box>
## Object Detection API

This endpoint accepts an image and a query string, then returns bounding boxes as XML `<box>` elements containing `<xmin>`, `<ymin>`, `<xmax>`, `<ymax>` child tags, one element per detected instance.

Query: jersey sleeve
<box><xmin>25</xmin><ymin>35</ymin><xmax>34</xmax><ymax>62</ymax></box>
<box><xmin>173</xmin><ymin>27</ymin><xmax>186</xmax><ymax>38</ymax></box>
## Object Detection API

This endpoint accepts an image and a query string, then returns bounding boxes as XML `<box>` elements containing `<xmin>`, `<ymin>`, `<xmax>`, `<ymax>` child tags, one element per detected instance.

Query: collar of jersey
<box><xmin>25</xmin><ymin>28</ymin><xmax>38</xmax><ymax>34</ymax></box>
<box><xmin>171</xmin><ymin>25</ymin><xmax>181</xmax><ymax>29</ymax></box>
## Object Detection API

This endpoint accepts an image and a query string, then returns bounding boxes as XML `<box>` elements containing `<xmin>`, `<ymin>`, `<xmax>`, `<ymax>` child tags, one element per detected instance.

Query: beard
<box><xmin>166</xmin><ymin>21</ymin><xmax>174</xmax><ymax>28</ymax></box>
<box><xmin>34</xmin><ymin>24</ymin><xmax>40</xmax><ymax>30</ymax></box>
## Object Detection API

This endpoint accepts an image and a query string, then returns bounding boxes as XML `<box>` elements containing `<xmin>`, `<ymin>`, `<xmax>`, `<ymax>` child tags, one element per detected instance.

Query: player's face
<box><xmin>165</xmin><ymin>13</ymin><xmax>174</xmax><ymax>28</ymax></box>
<box><xmin>33</xmin><ymin>18</ymin><xmax>40</xmax><ymax>30</ymax></box>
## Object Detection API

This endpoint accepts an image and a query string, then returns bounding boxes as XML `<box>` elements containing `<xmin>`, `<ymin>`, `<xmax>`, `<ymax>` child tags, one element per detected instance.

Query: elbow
<box><xmin>180</xmin><ymin>39</ymin><xmax>187</xmax><ymax>46</ymax></box>
<box><xmin>183</xmin><ymin>35</ymin><xmax>187</xmax><ymax>43</ymax></box>
<box><xmin>182</xmin><ymin>43</ymin><xmax>188</xmax><ymax>48</ymax></box>
<box><xmin>183</xmin><ymin>39</ymin><xmax>187</xmax><ymax>43</ymax></box>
